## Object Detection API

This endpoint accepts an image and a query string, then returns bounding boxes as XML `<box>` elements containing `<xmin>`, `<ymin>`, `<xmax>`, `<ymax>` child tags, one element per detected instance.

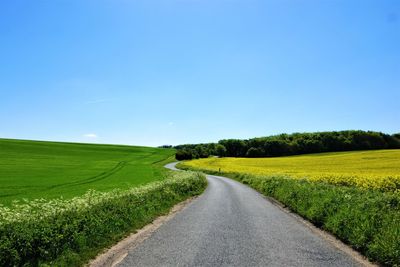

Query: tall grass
<box><xmin>0</xmin><ymin>171</ymin><xmax>207</xmax><ymax>266</ymax></box>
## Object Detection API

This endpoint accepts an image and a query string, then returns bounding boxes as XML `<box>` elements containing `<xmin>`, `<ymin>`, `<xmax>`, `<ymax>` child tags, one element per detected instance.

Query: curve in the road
<box><xmin>118</xmin><ymin>162</ymin><xmax>364</xmax><ymax>267</ymax></box>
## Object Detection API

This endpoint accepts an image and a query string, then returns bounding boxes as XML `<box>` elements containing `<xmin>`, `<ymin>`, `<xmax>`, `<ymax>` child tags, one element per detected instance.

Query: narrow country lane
<box><xmin>117</xmin><ymin>163</ymin><xmax>363</xmax><ymax>267</ymax></box>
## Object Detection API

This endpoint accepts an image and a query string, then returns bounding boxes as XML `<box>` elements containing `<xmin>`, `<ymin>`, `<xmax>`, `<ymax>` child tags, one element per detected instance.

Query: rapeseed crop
<box><xmin>179</xmin><ymin>151</ymin><xmax>400</xmax><ymax>265</ymax></box>
<box><xmin>182</xmin><ymin>149</ymin><xmax>400</xmax><ymax>190</ymax></box>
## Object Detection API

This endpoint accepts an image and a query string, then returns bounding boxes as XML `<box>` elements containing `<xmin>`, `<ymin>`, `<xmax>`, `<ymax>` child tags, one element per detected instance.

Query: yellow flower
<box><xmin>182</xmin><ymin>149</ymin><xmax>400</xmax><ymax>191</ymax></box>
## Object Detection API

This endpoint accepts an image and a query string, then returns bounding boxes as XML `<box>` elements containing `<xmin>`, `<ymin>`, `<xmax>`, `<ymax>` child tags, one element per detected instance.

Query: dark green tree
<box><xmin>246</xmin><ymin>147</ymin><xmax>264</xmax><ymax>157</ymax></box>
<box><xmin>215</xmin><ymin>144</ymin><xmax>227</xmax><ymax>157</ymax></box>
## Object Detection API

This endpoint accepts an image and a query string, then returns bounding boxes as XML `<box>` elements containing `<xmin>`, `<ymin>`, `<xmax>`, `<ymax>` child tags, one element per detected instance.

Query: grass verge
<box><xmin>0</xmin><ymin>171</ymin><xmax>207</xmax><ymax>266</ymax></box>
<box><xmin>178</xmin><ymin>164</ymin><xmax>400</xmax><ymax>267</ymax></box>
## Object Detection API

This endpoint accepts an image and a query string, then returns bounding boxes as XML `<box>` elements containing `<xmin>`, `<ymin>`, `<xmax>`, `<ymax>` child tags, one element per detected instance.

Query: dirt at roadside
<box><xmin>88</xmin><ymin>197</ymin><xmax>197</xmax><ymax>267</ymax></box>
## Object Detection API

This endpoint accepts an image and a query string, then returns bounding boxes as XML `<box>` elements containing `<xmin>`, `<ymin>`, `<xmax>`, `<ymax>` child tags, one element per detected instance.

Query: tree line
<box><xmin>174</xmin><ymin>130</ymin><xmax>400</xmax><ymax>160</ymax></box>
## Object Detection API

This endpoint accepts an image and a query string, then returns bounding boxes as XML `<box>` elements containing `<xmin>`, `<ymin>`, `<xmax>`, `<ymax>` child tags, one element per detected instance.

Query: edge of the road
<box><xmin>88</xmin><ymin>163</ymin><xmax>201</xmax><ymax>267</ymax></box>
<box><xmin>90</xmin><ymin>162</ymin><xmax>378</xmax><ymax>267</ymax></box>
<box><xmin>88</xmin><ymin>195</ymin><xmax>200</xmax><ymax>267</ymax></box>
<box><xmin>199</xmin><ymin>171</ymin><xmax>379</xmax><ymax>267</ymax></box>
<box><xmin>255</xmin><ymin>186</ymin><xmax>378</xmax><ymax>267</ymax></box>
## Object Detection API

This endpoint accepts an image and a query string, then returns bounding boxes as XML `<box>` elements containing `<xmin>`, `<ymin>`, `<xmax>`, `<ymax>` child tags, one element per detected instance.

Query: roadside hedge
<box><xmin>0</xmin><ymin>171</ymin><xmax>207</xmax><ymax>266</ymax></box>
<box><xmin>179</xmin><ymin>165</ymin><xmax>400</xmax><ymax>266</ymax></box>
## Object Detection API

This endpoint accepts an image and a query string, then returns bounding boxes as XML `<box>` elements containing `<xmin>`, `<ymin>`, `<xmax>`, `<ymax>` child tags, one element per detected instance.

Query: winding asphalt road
<box><xmin>118</xmin><ymin>163</ymin><xmax>362</xmax><ymax>267</ymax></box>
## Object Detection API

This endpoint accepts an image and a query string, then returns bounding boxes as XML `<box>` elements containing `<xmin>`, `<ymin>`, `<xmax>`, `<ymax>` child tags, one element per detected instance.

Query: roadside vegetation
<box><xmin>0</xmin><ymin>139</ymin><xmax>207</xmax><ymax>266</ymax></box>
<box><xmin>179</xmin><ymin>150</ymin><xmax>400</xmax><ymax>266</ymax></box>
<box><xmin>0</xmin><ymin>171</ymin><xmax>207</xmax><ymax>266</ymax></box>
<box><xmin>0</xmin><ymin>139</ymin><xmax>175</xmax><ymax>205</ymax></box>
<box><xmin>175</xmin><ymin>130</ymin><xmax>400</xmax><ymax>160</ymax></box>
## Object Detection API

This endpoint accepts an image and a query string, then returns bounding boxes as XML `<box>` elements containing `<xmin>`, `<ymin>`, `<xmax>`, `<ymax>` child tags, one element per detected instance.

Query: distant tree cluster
<box><xmin>158</xmin><ymin>145</ymin><xmax>173</xmax><ymax>148</ymax></box>
<box><xmin>175</xmin><ymin>143</ymin><xmax>227</xmax><ymax>160</ymax></box>
<box><xmin>175</xmin><ymin>130</ymin><xmax>400</xmax><ymax>160</ymax></box>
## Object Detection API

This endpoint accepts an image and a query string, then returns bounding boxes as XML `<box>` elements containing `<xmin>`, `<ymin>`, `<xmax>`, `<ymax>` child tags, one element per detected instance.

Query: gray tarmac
<box><xmin>118</xmin><ymin>162</ymin><xmax>361</xmax><ymax>267</ymax></box>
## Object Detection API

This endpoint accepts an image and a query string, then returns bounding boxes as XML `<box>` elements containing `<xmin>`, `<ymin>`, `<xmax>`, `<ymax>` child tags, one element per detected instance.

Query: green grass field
<box><xmin>0</xmin><ymin>139</ymin><xmax>175</xmax><ymax>205</ymax></box>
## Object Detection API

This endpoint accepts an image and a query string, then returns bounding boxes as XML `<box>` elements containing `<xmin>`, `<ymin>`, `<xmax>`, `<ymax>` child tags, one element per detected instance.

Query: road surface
<box><xmin>118</xmin><ymin>162</ymin><xmax>362</xmax><ymax>267</ymax></box>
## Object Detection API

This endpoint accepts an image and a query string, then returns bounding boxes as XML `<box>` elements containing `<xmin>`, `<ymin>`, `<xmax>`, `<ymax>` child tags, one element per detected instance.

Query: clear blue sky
<box><xmin>1</xmin><ymin>0</ymin><xmax>399</xmax><ymax>146</ymax></box>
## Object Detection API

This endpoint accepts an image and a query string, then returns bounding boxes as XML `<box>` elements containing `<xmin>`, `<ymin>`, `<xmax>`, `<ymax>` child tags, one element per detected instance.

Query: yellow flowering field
<box><xmin>181</xmin><ymin>149</ymin><xmax>400</xmax><ymax>190</ymax></box>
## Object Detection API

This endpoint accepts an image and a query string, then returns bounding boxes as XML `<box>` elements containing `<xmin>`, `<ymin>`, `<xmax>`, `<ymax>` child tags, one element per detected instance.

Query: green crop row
<box><xmin>179</xmin><ymin>165</ymin><xmax>399</xmax><ymax>266</ymax></box>
<box><xmin>0</xmin><ymin>171</ymin><xmax>207</xmax><ymax>267</ymax></box>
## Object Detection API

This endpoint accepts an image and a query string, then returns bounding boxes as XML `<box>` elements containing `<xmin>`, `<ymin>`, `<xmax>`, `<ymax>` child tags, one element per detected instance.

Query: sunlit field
<box><xmin>180</xmin><ymin>149</ymin><xmax>400</xmax><ymax>265</ymax></box>
<box><xmin>181</xmin><ymin>149</ymin><xmax>400</xmax><ymax>190</ymax></box>
<box><xmin>0</xmin><ymin>139</ymin><xmax>209</xmax><ymax>266</ymax></box>
<box><xmin>0</xmin><ymin>139</ymin><xmax>175</xmax><ymax>205</ymax></box>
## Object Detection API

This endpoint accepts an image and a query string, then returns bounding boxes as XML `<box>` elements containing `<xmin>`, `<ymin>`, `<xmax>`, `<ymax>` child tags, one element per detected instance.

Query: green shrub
<box><xmin>175</xmin><ymin>150</ymin><xmax>193</xmax><ymax>160</ymax></box>
<box><xmin>215</xmin><ymin>144</ymin><xmax>227</xmax><ymax>157</ymax></box>
<box><xmin>245</xmin><ymin>147</ymin><xmax>264</xmax><ymax>157</ymax></box>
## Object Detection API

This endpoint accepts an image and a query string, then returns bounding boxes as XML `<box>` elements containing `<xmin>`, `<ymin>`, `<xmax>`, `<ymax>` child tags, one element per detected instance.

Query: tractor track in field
<box><xmin>0</xmin><ymin>152</ymin><xmax>173</xmax><ymax>200</ymax></box>
<box><xmin>0</xmin><ymin>161</ymin><xmax>129</xmax><ymax>198</ymax></box>
<box><xmin>46</xmin><ymin>161</ymin><xmax>129</xmax><ymax>190</ymax></box>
